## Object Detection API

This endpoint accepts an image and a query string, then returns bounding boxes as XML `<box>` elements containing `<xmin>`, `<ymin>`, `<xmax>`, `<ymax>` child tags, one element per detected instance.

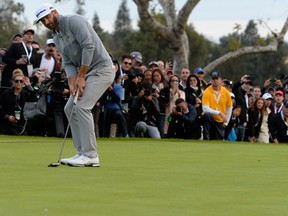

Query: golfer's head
<box><xmin>35</xmin><ymin>4</ymin><xmax>58</xmax><ymax>30</ymax></box>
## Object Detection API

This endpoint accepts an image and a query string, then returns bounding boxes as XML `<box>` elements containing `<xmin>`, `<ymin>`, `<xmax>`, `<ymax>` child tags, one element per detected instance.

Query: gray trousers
<box><xmin>64</xmin><ymin>67</ymin><xmax>115</xmax><ymax>158</ymax></box>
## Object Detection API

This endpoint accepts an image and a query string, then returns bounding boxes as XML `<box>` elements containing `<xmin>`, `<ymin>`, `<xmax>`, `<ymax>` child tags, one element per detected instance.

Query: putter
<box><xmin>48</xmin><ymin>90</ymin><xmax>79</xmax><ymax>167</ymax></box>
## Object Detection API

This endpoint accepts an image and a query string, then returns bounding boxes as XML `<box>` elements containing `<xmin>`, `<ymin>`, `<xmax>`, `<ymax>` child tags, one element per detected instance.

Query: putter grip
<box><xmin>73</xmin><ymin>90</ymin><xmax>79</xmax><ymax>105</ymax></box>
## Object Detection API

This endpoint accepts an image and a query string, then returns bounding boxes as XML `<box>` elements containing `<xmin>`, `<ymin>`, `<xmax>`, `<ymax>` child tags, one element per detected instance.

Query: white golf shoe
<box><xmin>68</xmin><ymin>155</ymin><xmax>100</xmax><ymax>167</ymax></box>
<box><xmin>60</xmin><ymin>154</ymin><xmax>81</xmax><ymax>165</ymax></box>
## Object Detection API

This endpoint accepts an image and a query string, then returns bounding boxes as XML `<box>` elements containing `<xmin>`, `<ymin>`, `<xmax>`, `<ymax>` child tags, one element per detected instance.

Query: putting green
<box><xmin>0</xmin><ymin>135</ymin><xmax>287</xmax><ymax>216</ymax></box>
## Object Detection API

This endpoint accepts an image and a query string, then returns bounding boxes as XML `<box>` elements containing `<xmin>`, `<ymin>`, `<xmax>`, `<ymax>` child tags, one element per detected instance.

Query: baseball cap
<box><xmin>46</xmin><ymin>38</ymin><xmax>55</xmax><ymax>45</ymax></box>
<box><xmin>130</xmin><ymin>51</ymin><xmax>143</xmax><ymax>63</ymax></box>
<box><xmin>35</xmin><ymin>4</ymin><xmax>55</xmax><ymax>23</ymax></box>
<box><xmin>148</xmin><ymin>61</ymin><xmax>158</xmax><ymax>67</ymax></box>
<box><xmin>262</xmin><ymin>93</ymin><xmax>273</xmax><ymax>100</ymax></box>
<box><xmin>23</xmin><ymin>29</ymin><xmax>35</xmax><ymax>36</ymax></box>
<box><xmin>275</xmin><ymin>90</ymin><xmax>284</xmax><ymax>96</ymax></box>
<box><xmin>211</xmin><ymin>71</ymin><xmax>220</xmax><ymax>79</ymax></box>
<box><xmin>194</xmin><ymin>67</ymin><xmax>204</xmax><ymax>74</ymax></box>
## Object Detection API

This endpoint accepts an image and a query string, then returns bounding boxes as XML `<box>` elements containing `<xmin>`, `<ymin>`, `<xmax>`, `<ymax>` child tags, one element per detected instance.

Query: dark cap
<box><xmin>130</xmin><ymin>51</ymin><xmax>143</xmax><ymax>63</ymax></box>
<box><xmin>194</xmin><ymin>67</ymin><xmax>204</xmax><ymax>74</ymax></box>
<box><xmin>12</xmin><ymin>34</ymin><xmax>22</xmax><ymax>41</ymax></box>
<box><xmin>211</xmin><ymin>71</ymin><xmax>221</xmax><ymax>79</ymax></box>
<box><xmin>148</xmin><ymin>61</ymin><xmax>158</xmax><ymax>67</ymax></box>
<box><xmin>23</xmin><ymin>29</ymin><xmax>35</xmax><ymax>36</ymax></box>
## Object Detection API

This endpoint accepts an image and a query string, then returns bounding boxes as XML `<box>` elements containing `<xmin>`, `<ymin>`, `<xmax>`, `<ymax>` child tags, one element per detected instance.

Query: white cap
<box><xmin>46</xmin><ymin>38</ymin><xmax>54</xmax><ymax>45</ymax></box>
<box><xmin>35</xmin><ymin>4</ymin><xmax>55</xmax><ymax>23</ymax></box>
<box><xmin>262</xmin><ymin>93</ymin><xmax>273</xmax><ymax>100</ymax></box>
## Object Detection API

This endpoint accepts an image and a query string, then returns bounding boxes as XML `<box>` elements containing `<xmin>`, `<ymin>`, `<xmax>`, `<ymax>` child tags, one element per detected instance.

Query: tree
<box><xmin>111</xmin><ymin>0</ymin><xmax>133</xmax><ymax>55</ymax></box>
<box><xmin>132</xmin><ymin>0</ymin><xmax>288</xmax><ymax>75</ymax></box>
<box><xmin>0</xmin><ymin>0</ymin><xmax>25</xmax><ymax>48</ymax></box>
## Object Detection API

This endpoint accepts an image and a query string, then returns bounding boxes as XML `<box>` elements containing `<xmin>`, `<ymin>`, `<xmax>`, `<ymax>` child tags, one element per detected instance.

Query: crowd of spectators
<box><xmin>0</xmin><ymin>30</ymin><xmax>288</xmax><ymax>143</ymax></box>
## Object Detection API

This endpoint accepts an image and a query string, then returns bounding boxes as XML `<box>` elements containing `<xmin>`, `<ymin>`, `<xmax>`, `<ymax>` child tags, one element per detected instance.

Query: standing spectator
<box><xmin>232</xmin><ymin>74</ymin><xmax>253</xmax><ymax>141</ymax></box>
<box><xmin>130</xmin><ymin>51</ymin><xmax>143</xmax><ymax>70</ymax></box>
<box><xmin>0</xmin><ymin>69</ymin><xmax>27</xmax><ymax>135</ymax></box>
<box><xmin>202</xmin><ymin>71</ymin><xmax>233</xmax><ymax>140</ymax></box>
<box><xmin>271</xmin><ymin>90</ymin><xmax>285</xmax><ymax>115</ymax></box>
<box><xmin>12</xmin><ymin>34</ymin><xmax>22</xmax><ymax>43</ymax></box>
<box><xmin>179</xmin><ymin>67</ymin><xmax>190</xmax><ymax>90</ymax></box>
<box><xmin>34</xmin><ymin>38</ymin><xmax>57</xmax><ymax>80</ymax></box>
<box><xmin>151</xmin><ymin>69</ymin><xmax>170</xmax><ymax>138</ymax></box>
<box><xmin>252</xmin><ymin>86</ymin><xmax>262</xmax><ymax>101</ymax></box>
<box><xmin>148</xmin><ymin>61</ymin><xmax>159</xmax><ymax>71</ymax></box>
<box><xmin>247</xmin><ymin>98</ymin><xmax>266</xmax><ymax>142</ymax></box>
<box><xmin>269</xmin><ymin>100</ymin><xmax>288</xmax><ymax>143</ymax></box>
<box><xmin>258</xmin><ymin>93</ymin><xmax>273</xmax><ymax>143</ymax></box>
<box><xmin>185</xmin><ymin>74</ymin><xmax>203</xmax><ymax>116</ymax></box>
<box><xmin>164</xmin><ymin>75</ymin><xmax>185</xmax><ymax>136</ymax></box>
<box><xmin>193</xmin><ymin>67</ymin><xmax>208</xmax><ymax>91</ymax></box>
<box><xmin>143</xmin><ymin>69</ymin><xmax>153</xmax><ymax>84</ymax></box>
<box><xmin>2</xmin><ymin>29</ymin><xmax>38</xmax><ymax>87</ymax></box>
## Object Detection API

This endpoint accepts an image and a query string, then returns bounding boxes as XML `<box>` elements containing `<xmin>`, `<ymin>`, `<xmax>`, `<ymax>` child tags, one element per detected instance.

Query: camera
<box><xmin>247</xmin><ymin>75</ymin><xmax>255</xmax><ymax>81</ymax></box>
<box><xmin>175</xmin><ymin>105</ymin><xmax>182</xmax><ymax>112</ymax></box>
<box><xmin>270</xmin><ymin>78</ymin><xmax>276</xmax><ymax>82</ymax></box>
<box><xmin>144</xmin><ymin>89</ymin><xmax>152</xmax><ymax>96</ymax></box>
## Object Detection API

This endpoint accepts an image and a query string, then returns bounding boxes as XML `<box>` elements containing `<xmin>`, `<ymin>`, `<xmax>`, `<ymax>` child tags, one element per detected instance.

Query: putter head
<box><xmin>48</xmin><ymin>162</ymin><xmax>60</xmax><ymax>167</ymax></box>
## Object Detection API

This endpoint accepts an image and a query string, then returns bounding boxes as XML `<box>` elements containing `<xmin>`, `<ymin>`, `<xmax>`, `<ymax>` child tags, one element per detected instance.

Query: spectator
<box><xmin>31</xmin><ymin>41</ymin><xmax>41</xmax><ymax>53</ymax></box>
<box><xmin>225</xmin><ymin>105</ymin><xmax>241</xmax><ymax>141</ymax></box>
<box><xmin>232</xmin><ymin>74</ymin><xmax>253</xmax><ymax>141</ymax></box>
<box><xmin>99</xmin><ymin>80</ymin><xmax>129</xmax><ymax>138</ymax></box>
<box><xmin>2</xmin><ymin>29</ymin><xmax>38</xmax><ymax>87</ymax></box>
<box><xmin>193</xmin><ymin>67</ymin><xmax>208</xmax><ymax>91</ymax></box>
<box><xmin>130</xmin><ymin>51</ymin><xmax>143</xmax><ymax>70</ymax></box>
<box><xmin>258</xmin><ymin>93</ymin><xmax>273</xmax><ymax>143</ymax></box>
<box><xmin>247</xmin><ymin>98</ymin><xmax>266</xmax><ymax>142</ymax></box>
<box><xmin>157</xmin><ymin>60</ymin><xmax>165</xmax><ymax>73</ymax></box>
<box><xmin>164</xmin><ymin>75</ymin><xmax>185</xmax><ymax>136</ymax></box>
<box><xmin>148</xmin><ymin>61</ymin><xmax>159</xmax><ymax>71</ymax></box>
<box><xmin>0</xmin><ymin>69</ymin><xmax>27</xmax><ymax>135</ymax></box>
<box><xmin>253</xmin><ymin>86</ymin><xmax>262</xmax><ymax>100</ymax></box>
<box><xmin>34</xmin><ymin>39</ymin><xmax>57</xmax><ymax>80</ymax></box>
<box><xmin>179</xmin><ymin>67</ymin><xmax>190</xmax><ymax>90</ymax></box>
<box><xmin>130</xmin><ymin>82</ymin><xmax>161</xmax><ymax>138</ymax></box>
<box><xmin>143</xmin><ymin>69</ymin><xmax>153</xmax><ymax>84</ymax></box>
<box><xmin>12</xmin><ymin>34</ymin><xmax>22</xmax><ymax>43</ymax></box>
<box><xmin>185</xmin><ymin>74</ymin><xmax>203</xmax><ymax>116</ymax></box>
<box><xmin>202</xmin><ymin>71</ymin><xmax>233</xmax><ymax>140</ymax></box>
<box><xmin>271</xmin><ymin>90</ymin><xmax>285</xmax><ymax>115</ymax></box>
<box><xmin>269</xmin><ymin>100</ymin><xmax>288</xmax><ymax>143</ymax></box>
<box><xmin>167</xmin><ymin>98</ymin><xmax>198</xmax><ymax>139</ymax></box>
<box><xmin>151</xmin><ymin>68</ymin><xmax>170</xmax><ymax>138</ymax></box>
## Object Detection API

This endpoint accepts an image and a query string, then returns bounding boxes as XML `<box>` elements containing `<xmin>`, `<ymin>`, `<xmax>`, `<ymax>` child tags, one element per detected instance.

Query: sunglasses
<box><xmin>14</xmin><ymin>80</ymin><xmax>24</xmax><ymax>83</ymax></box>
<box><xmin>171</xmin><ymin>80</ymin><xmax>179</xmax><ymax>82</ymax></box>
<box><xmin>123</xmin><ymin>62</ymin><xmax>132</xmax><ymax>65</ymax></box>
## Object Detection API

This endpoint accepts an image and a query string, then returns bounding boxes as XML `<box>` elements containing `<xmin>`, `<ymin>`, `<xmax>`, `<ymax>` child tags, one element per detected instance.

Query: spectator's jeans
<box><xmin>202</xmin><ymin>113</ymin><xmax>225</xmax><ymax>140</ymax></box>
<box><xmin>236</xmin><ymin>125</ymin><xmax>246</xmax><ymax>141</ymax></box>
<box><xmin>135</xmin><ymin>121</ymin><xmax>161</xmax><ymax>139</ymax></box>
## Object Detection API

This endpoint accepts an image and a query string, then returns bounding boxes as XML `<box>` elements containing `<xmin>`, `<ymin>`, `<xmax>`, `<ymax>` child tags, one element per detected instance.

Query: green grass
<box><xmin>0</xmin><ymin>135</ymin><xmax>288</xmax><ymax>216</ymax></box>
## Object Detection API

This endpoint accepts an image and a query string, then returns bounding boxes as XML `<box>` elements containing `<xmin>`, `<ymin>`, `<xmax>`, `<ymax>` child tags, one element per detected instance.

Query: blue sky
<box><xmin>15</xmin><ymin>0</ymin><xmax>288</xmax><ymax>42</ymax></box>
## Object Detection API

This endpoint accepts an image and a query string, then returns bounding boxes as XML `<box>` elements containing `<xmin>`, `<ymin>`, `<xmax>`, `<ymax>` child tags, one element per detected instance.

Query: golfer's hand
<box><xmin>75</xmin><ymin>76</ymin><xmax>86</xmax><ymax>98</ymax></box>
<box><xmin>68</xmin><ymin>76</ymin><xmax>76</xmax><ymax>96</ymax></box>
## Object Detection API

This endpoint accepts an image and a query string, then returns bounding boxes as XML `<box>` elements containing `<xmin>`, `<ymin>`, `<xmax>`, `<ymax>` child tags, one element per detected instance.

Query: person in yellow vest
<box><xmin>202</xmin><ymin>71</ymin><xmax>233</xmax><ymax>140</ymax></box>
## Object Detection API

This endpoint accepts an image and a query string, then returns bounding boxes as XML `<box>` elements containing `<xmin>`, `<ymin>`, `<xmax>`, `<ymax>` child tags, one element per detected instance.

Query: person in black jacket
<box><xmin>0</xmin><ymin>69</ymin><xmax>27</xmax><ymax>135</ymax></box>
<box><xmin>269</xmin><ymin>100</ymin><xmax>288</xmax><ymax>143</ymax></box>
<box><xmin>2</xmin><ymin>29</ymin><xmax>38</xmax><ymax>87</ymax></box>
<box><xmin>232</xmin><ymin>74</ymin><xmax>253</xmax><ymax>141</ymax></box>
<box><xmin>167</xmin><ymin>98</ymin><xmax>199</xmax><ymax>139</ymax></box>
<box><xmin>130</xmin><ymin>82</ymin><xmax>161</xmax><ymax>138</ymax></box>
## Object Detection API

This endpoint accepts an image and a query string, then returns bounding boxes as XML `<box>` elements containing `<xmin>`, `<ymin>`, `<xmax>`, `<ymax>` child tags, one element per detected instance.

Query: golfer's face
<box><xmin>41</xmin><ymin>12</ymin><xmax>58</xmax><ymax>30</ymax></box>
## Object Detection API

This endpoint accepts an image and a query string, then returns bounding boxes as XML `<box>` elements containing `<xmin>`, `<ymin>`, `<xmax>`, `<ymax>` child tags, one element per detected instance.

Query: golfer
<box><xmin>35</xmin><ymin>4</ymin><xmax>115</xmax><ymax>167</ymax></box>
